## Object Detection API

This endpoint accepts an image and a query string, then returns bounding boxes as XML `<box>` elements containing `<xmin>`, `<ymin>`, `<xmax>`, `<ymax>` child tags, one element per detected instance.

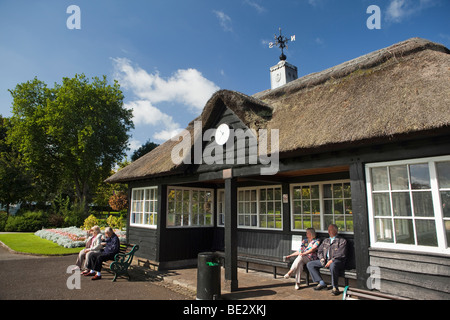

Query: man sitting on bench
<box><xmin>306</xmin><ymin>224</ymin><xmax>347</xmax><ymax>296</ymax></box>
<box><xmin>84</xmin><ymin>227</ymin><xmax>120</xmax><ymax>280</ymax></box>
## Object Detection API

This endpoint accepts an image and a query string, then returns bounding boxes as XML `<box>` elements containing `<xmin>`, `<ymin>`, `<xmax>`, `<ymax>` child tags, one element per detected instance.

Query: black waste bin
<box><xmin>196</xmin><ymin>252</ymin><xmax>221</xmax><ymax>300</ymax></box>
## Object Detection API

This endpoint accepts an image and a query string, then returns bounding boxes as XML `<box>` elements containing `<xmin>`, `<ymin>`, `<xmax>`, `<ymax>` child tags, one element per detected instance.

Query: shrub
<box><xmin>82</xmin><ymin>214</ymin><xmax>99</xmax><ymax>230</ymax></box>
<box><xmin>4</xmin><ymin>210</ymin><xmax>48</xmax><ymax>232</ymax></box>
<box><xmin>106</xmin><ymin>215</ymin><xmax>124</xmax><ymax>230</ymax></box>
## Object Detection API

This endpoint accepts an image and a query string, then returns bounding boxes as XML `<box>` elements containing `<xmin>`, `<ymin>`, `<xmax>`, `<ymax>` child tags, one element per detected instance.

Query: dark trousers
<box><xmin>306</xmin><ymin>259</ymin><xmax>345</xmax><ymax>288</ymax></box>
<box><xmin>86</xmin><ymin>251</ymin><xmax>116</xmax><ymax>272</ymax></box>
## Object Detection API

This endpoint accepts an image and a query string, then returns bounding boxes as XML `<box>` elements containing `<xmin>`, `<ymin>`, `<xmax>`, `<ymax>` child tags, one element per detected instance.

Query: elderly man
<box><xmin>83</xmin><ymin>227</ymin><xmax>120</xmax><ymax>280</ymax></box>
<box><xmin>306</xmin><ymin>224</ymin><xmax>347</xmax><ymax>296</ymax></box>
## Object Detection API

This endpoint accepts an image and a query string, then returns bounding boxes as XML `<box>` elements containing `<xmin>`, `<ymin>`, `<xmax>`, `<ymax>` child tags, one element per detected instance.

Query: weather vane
<box><xmin>269</xmin><ymin>28</ymin><xmax>296</xmax><ymax>61</ymax></box>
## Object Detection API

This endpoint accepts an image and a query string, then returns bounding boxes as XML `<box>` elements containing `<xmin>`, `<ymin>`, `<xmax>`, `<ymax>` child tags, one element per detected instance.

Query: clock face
<box><xmin>215</xmin><ymin>123</ymin><xmax>230</xmax><ymax>146</ymax></box>
<box><xmin>275</xmin><ymin>72</ymin><xmax>281</xmax><ymax>82</ymax></box>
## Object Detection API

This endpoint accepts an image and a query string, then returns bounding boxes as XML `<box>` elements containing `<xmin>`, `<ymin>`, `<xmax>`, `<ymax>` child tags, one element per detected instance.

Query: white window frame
<box><xmin>237</xmin><ymin>185</ymin><xmax>283</xmax><ymax>231</ymax></box>
<box><xmin>290</xmin><ymin>180</ymin><xmax>353</xmax><ymax>234</ymax></box>
<box><xmin>366</xmin><ymin>155</ymin><xmax>450</xmax><ymax>254</ymax></box>
<box><xmin>166</xmin><ymin>186</ymin><xmax>214</xmax><ymax>228</ymax></box>
<box><xmin>130</xmin><ymin>186</ymin><xmax>158</xmax><ymax>229</ymax></box>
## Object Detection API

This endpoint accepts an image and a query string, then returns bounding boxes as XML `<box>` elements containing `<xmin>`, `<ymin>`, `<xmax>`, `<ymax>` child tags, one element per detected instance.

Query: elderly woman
<box><xmin>284</xmin><ymin>228</ymin><xmax>320</xmax><ymax>289</ymax></box>
<box><xmin>74</xmin><ymin>226</ymin><xmax>102</xmax><ymax>271</ymax></box>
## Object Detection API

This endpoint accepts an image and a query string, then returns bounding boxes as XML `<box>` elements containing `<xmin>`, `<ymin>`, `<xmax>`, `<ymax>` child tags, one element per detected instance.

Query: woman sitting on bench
<box><xmin>283</xmin><ymin>228</ymin><xmax>320</xmax><ymax>290</ymax></box>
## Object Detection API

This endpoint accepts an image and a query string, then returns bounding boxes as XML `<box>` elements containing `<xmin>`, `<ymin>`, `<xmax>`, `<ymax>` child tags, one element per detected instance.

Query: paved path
<box><xmin>0</xmin><ymin>245</ymin><xmax>193</xmax><ymax>300</ymax></box>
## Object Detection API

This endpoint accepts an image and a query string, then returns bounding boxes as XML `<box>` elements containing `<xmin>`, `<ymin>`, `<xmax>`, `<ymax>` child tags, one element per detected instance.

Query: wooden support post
<box><xmin>224</xmin><ymin>174</ymin><xmax>238</xmax><ymax>292</ymax></box>
<box><xmin>349</xmin><ymin>160</ymin><xmax>370</xmax><ymax>289</ymax></box>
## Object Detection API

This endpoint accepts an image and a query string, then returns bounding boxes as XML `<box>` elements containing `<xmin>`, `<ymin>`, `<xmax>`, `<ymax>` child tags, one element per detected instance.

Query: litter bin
<box><xmin>196</xmin><ymin>252</ymin><xmax>221</xmax><ymax>300</ymax></box>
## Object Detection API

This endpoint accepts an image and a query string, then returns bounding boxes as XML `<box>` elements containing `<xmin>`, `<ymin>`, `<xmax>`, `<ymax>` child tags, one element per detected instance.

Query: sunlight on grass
<box><xmin>0</xmin><ymin>233</ymin><xmax>83</xmax><ymax>255</ymax></box>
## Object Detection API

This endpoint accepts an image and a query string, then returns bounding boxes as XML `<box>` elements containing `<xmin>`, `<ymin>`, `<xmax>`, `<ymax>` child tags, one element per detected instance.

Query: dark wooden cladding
<box><xmin>369</xmin><ymin>248</ymin><xmax>450</xmax><ymax>299</ymax></box>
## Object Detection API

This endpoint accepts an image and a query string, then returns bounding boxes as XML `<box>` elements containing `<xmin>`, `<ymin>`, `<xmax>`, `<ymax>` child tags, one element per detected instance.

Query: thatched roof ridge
<box><xmin>254</xmin><ymin>37</ymin><xmax>449</xmax><ymax>102</ymax></box>
<box><xmin>260</xmin><ymin>38</ymin><xmax>450</xmax><ymax>155</ymax></box>
<box><xmin>106</xmin><ymin>38</ymin><xmax>450</xmax><ymax>183</ymax></box>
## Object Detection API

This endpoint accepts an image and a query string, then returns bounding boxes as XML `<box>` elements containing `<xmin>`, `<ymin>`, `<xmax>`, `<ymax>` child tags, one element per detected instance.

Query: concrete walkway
<box><xmin>133</xmin><ymin>257</ymin><xmax>343</xmax><ymax>300</ymax></box>
<box><xmin>0</xmin><ymin>240</ymin><xmax>342</xmax><ymax>300</ymax></box>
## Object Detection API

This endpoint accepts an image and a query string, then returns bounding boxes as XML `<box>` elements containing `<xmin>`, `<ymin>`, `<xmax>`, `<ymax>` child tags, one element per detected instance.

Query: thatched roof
<box><xmin>107</xmin><ymin>37</ymin><xmax>450</xmax><ymax>183</ymax></box>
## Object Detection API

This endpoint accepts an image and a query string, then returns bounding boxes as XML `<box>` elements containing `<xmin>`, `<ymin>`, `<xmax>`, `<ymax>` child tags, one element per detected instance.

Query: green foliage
<box><xmin>4</xmin><ymin>211</ymin><xmax>48</xmax><ymax>232</ymax></box>
<box><xmin>131</xmin><ymin>139</ymin><xmax>159</xmax><ymax>161</ymax></box>
<box><xmin>106</xmin><ymin>214</ymin><xmax>124</xmax><ymax>230</ymax></box>
<box><xmin>0</xmin><ymin>116</ymin><xmax>33</xmax><ymax>213</ymax></box>
<box><xmin>8</xmin><ymin>74</ymin><xmax>134</xmax><ymax>210</ymax></box>
<box><xmin>82</xmin><ymin>214</ymin><xmax>99</xmax><ymax>230</ymax></box>
<box><xmin>0</xmin><ymin>212</ymin><xmax>7</xmax><ymax>231</ymax></box>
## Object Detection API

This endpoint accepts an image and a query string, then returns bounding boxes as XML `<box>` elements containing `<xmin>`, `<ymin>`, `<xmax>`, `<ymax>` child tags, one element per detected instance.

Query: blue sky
<box><xmin>0</xmin><ymin>0</ymin><xmax>449</xmax><ymax>158</ymax></box>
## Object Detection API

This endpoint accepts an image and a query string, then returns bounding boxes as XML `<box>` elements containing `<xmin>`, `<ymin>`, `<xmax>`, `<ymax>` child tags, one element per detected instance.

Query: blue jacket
<box><xmin>103</xmin><ymin>233</ymin><xmax>120</xmax><ymax>255</ymax></box>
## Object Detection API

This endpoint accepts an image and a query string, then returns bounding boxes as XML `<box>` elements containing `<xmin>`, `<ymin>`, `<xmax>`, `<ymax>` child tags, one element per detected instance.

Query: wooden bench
<box><xmin>104</xmin><ymin>243</ymin><xmax>139</xmax><ymax>282</ymax></box>
<box><xmin>215</xmin><ymin>251</ymin><xmax>291</xmax><ymax>278</ymax></box>
<box><xmin>342</xmin><ymin>286</ymin><xmax>410</xmax><ymax>300</ymax></box>
<box><xmin>215</xmin><ymin>238</ymin><xmax>357</xmax><ymax>285</ymax></box>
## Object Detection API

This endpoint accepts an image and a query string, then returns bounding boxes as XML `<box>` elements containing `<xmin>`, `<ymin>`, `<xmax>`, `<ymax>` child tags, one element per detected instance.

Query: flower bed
<box><xmin>35</xmin><ymin>227</ymin><xmax>127</xmax><ymax>248</ymax></box>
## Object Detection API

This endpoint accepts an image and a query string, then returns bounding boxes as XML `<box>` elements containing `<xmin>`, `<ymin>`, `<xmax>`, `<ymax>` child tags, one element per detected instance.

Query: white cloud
<box><xmin>112</xmin><ymin>57</ymin><xmax>219</xmax><ymax>141</ymax></box>
<box><xmin>213</xmin><ymin>10</ymin><xmax>233</xmax><ymax>32</ymax></box>
<box><xmin>386</xmin><ymin>0</ymin><xmax>438</xmax><ymax>22</ymax></box>
<box><xmin>243</xmin><ymin>0</ymin><xmax>266</xmax><ymax>13</ymax></box>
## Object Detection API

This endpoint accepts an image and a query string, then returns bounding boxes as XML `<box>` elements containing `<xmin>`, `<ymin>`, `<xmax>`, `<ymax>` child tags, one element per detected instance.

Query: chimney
<box><xmin>269</xmin><ymin>28</ymin><xmax>298</xmax><ymax>90</ymax></box>
<box><xmin>270</xmin><ymin>60</ymin><xmax>298</xmax><ymax>90</ymax></box>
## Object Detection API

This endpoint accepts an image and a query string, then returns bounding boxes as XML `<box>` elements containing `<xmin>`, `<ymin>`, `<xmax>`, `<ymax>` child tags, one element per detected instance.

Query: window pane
<box><xmin>394</xmin><ymin>219</ymin><xmax>415</xmax><ymax>245</ymax></box>
<box><xmin>301</xmin><ymin>186</ymin><xmax>310</xmax><ymax>199</ymax></box>
<box><xmin>343</xmin><ymin>183</ymin><xmax>351</xmax><ymax>198</ymax></box>
<box><xmin>436</xmin><ymin>161</ymin><xmax>450</xmax><ymax>189</ymax></box>
<box><xmin>292</xmin><ymin>187</ymin><xmax>300</xmax><ymax>200</ymax></box>
<box><xmin>312</xmin><ymin>215</ymin><xmax>321</xmax><ymax>230</ymax></box>
<box><xmin>440</xmin><ymin>191</ymin><xmax>450</xmax><ymax>218</ymax></box>
<box><xmin>324</xmin><ymin>199</ymin><xmax>332</xmax><ymax>215</ymax></box>
<box><xmin>324</xmin><ymin>215</ymin><xmax>333</xmax><ymax>228</ymax></box>
<box><xmin>372</xmin><ymin>167</ymin><xmax>389</xmax><ymax>191</ymax></box>
<box><xmin>392</xmin><ymin>192</ymin><xmax>412</xmax><ymax>217</ymax></box>
<box><xmin>416</xmin><ymin>220</ymin><xmax>438</xmax><ymax>247</ymax></box>
<box><xmin>311</xmin><ymin>200</ymin><xmax>320</xmax><ymax>215</ymax></box>
<box><xmin>323</xmin><ymin>184</ymin><xmax>332</xmax><ymax>198</ymax></box>
<box><xmin>293</xmin><ymin>201</ymin><xmax>301</xmax><ymax>215</ymax></box>
<box><xmin>375</xmin><ymin>218</ymin><xmax>393</xmax><ymax>242</ymax></box>
<box><xmin>335</xmin><ymin>215</ymin><xmax>345</xmax><ymax>232</ymax></box>
<box><xmin>410</xmin><ymin>164</ymin><xmax>430</xmax><ymax>189</ymax></box>
<box><xmin>373</xmin><ymin>193</ymin><xmax>391</xmax><ymax>216</ymax></box>
<box><xmin>333</xmin><ymin>184</ymin><xmax>343</xmax><ymax>198</ymax></box>
<box><xmin>346</xmin><ymin>216</ymin><xmax>354</xmax><ymax>232</ymax></box>
<box><xmin>274</xmin><ymin>188</ymin><xmax>281</xmax><ymax>200</ymax></box>
<box><xmin>412</xmin><ymin>191</ymin><xmax>434</xmax><ymax>217</ymax></box>
<box><xmin>311</xmin><ymin>185</ymin><xmax>320</xmax><ymax>199</ymax></box>
<box><xmin>334</xmin><ymin>199</ymin><xmax>343</xmax><ymax>215</ymax></box>
<box><xmin>389</xmin><ymin>165</ymin><xmax>409</xmax><ymax>190</ymax></box>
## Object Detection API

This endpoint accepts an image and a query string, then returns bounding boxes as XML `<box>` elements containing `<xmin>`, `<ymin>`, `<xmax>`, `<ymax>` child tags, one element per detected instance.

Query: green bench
<box><xmin>105</xmin><ymin>243</ymin><xmax>139</xmax><ymax>282</ymax></box>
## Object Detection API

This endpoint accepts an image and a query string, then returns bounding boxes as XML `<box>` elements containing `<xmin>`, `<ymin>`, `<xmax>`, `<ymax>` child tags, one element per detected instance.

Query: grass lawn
<box><xmin>0</xmin><ymin>233</ymin><xmax>83</xmax><ymax>255</ymax></box>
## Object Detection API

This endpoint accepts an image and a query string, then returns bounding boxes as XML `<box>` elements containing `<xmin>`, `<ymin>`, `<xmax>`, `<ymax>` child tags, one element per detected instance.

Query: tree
<box><xmin>8</xmin><ymin>74</ymin><xmax>134</xmax><ymax>211</ymax></box>
<box><xmin>0</xmin><ymin>116</ymin><xmax>33</xmax><ymax>215</ymax></box>
<box><xmin>131</xmin><ymin>139</ymin><xmax>159</xmax><ymax>161</ymax></box>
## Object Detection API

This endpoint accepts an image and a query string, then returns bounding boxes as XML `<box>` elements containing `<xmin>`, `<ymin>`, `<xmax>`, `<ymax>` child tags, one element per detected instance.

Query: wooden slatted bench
<box><xmin>215</xmin><ymin>251</ymin><xmax>292</xmax><ymax>278</ymax></box>
<box><xmin>103</xmin><ymin>243</ymin><xmax>139</xmax><ymax>282</ymax></box>
<box><xmin>343</xmin><ymin>286</ymin><xmax>411</xmax><ymax>300</ymax></box>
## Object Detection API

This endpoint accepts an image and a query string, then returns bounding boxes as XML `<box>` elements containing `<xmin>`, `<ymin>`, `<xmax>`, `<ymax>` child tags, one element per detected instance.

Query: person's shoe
<box><xmin>283</xmin><ymin>273</ymin><xmax>290</xmax><ymax>279</ymax></box>
<box><xmin>91</xmin><ymin>274</ymin><xmax>102</xmax><ymax>280</ymax></box>
<box><xmin>295</xmin><ymin>283</ymin><xmax>301</xmax><ymax>290</ymax></box>
<box><xmin>82</xmin><ymin>270</ymin><xmax>91</xmax><ymax>275</ymax></box>
<box><xmin>314</xmin><ymin>283</ymin><xmax>327</xmax><ymax>291</ymax></box>
<box><xmin>331</xmin><ymin>287</ymin><xmax>341</xmax><ymax>296</ymax></box>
